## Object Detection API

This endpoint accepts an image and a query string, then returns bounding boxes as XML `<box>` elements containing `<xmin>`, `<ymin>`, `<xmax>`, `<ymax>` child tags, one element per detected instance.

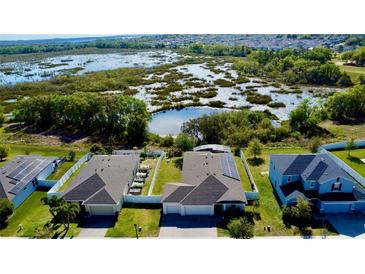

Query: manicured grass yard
<box><xmin>0</xmin><ymin>190</ymin><xmax>81</xmax><ymax>238</ymax></box>
<box><xmin>234</xmin><ymin>156</ymin><xmax>252</xmax><ymax>191</ymax></box>
<box><xmin>338</xmin><ymin>63</ymin><xmax>365</xmax><ymax>83</ymax></box>
<box><xmin>141</xmin><ymin>157</ymin><xmax>158</xmax><ymax>195</ymax></box>
<box><xmin>47</xmin><ymin>151</ymin><xmax>87</xmax><ymax>180</ymax></box>
<box><xmin>332</xmin><ymin>148</ymin><xmax>365</xmax><ymax>178</ymax></box>
<box><xmin>152</xmin><ymin>157</ymin><xmax>182</xmax><ymax>195</ymax></box>
<box><xmin>0</xmin><ymin>143</ymin><xmax>87</xmax><ymax>167</ymax></box>
<box><xmin>105</xmin><ymin>204</ymin><xmax>161</xmax><ymax>237</ymax></box>
<box><xmin>58</xmin><ymin>163</ymin><xmax>86</xmax><ymax>192</ymax></box>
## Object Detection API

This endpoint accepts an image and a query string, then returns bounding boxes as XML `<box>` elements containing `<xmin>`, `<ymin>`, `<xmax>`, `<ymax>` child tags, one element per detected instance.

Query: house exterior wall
<box><xmin>319</xmin><ymin>201</ymin><xmax>353</xmax><ymax>213</ymax></box>
<box><xmin>318</xmin><ymin>177</ymin><xmax>355</xmax><ymax>194</ymax></box>
<box><xmin>269</xmin><ymin>161</ymin><xmax>283</xmax><ymax>187</ymax></box>
<box><xmin>11</xmin><ymin>180</ymin><xmax>38</xmax><ymax>208</ymax></box>
<box><xmin>37</xmin><ymin>163</ymin><xmax>56</xmax><ymax>180</ymax></box>
<box><xmin>85</xmin><ymin>203</ymin><xmax>121</xmax><ymax>215</ymax></box>
<box><xmin>302</xmin><ymin>180</ymin><xmax>318</xmax><ymax>191</ymax></box>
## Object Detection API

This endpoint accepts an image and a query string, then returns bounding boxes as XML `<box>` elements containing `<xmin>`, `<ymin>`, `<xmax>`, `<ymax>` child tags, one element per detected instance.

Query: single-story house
<box><xmin>269</xmin><ymin>153</ymin><xmax>365</xmax><ymax>213</ymax></box>
<box><xmin>193</xmin><ymin>144</ymin><xmax>231</xmax><ymax>153</ymax></box>
<box><xmin>62</xmin><ymin>154</ymin><xmax>139</xmax><ymax>215</ymax></box>
<box><xmin>0</xmin><ymin>155</ymin><xmax>59</xmax><ymax>208</ymax></box>
<box><xmin>162</xmin><ymin>150</ymin><xmax>247</xmax><ymax>216</ymax></box>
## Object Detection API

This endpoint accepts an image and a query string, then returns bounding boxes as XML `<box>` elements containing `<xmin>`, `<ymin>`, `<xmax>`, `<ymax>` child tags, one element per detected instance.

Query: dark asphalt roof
<box><xmin>163</xmin><ymin>186</ymin><xmax>195</xmax><ymax>203</ymax></box>
<box><xmin>181</xmin><ymin>175</ymin><xmax>228</xmax><ymax>205</ymax></box>
<box><xmin>63</xmin><ymin>173</ymin><xmax>105</xmax><ymax>202</ymax></box>
<box><xmin>271</xmin><ymin>153</ymin><xmax>353</xmax><ymax>184</ymax></box>
<box><xmin>62</xmin><ymin>155</ymin><xmax>139</xmax><ymax>205</ymax></box>
<box><xmin>83</xmin><ymin>189</ymin><xmax>116</xmax><ymax>205</ymax></box>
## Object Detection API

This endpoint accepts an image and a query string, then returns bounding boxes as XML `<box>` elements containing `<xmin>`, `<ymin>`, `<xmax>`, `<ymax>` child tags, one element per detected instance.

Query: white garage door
<box><xmin>164</xmin><ymin>203</ymin><xmax>179</xmax><ymax>214</ymax></box>
<box><xmin>88</xmin><ymin>206</ymin><xmax>115</xmax><ymax>215</ymax></box>
<box><xmin>184</xmin><ymin>206</ymin><xmax>212</xmax><ymax>215</ymax></box>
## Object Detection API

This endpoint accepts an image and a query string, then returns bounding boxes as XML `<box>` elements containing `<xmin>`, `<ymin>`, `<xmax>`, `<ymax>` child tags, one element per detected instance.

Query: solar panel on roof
<box><xmin>7</xmin><ymin>159</ymin><xmax>32</xmax><ymax>179</ymax></box>
<box><xmin>220</xmin><ymin>154</ymin><xmax>240</xmax><ymax>181</ymax></box>
<box><xmin>307</xmin><ymin>161</ymin><xmax>328</xmax><ymax>180</ymax></box>
<box><xmin>284</xmin><ymin>155</ymin><xmax>316</xmax><ymax>175</ymax></box>
<box><xmin>8</xmin><ymin>181</ymin><xmax>28</xmax><ymax>195</ymax></box>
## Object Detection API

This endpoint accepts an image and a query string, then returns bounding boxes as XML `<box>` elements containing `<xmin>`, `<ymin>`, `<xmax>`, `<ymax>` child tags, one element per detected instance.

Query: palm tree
<box><xmin>55</xmin><ymin>202</ymin><xmax>80</xmax><ymax>233</ymax></box>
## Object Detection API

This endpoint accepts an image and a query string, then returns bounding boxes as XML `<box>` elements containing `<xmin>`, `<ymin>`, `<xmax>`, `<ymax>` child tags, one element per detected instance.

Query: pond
<box><xmin>148</xmin><ymin>107</ymin><xmax>229</xmax><ymax>136</ymax></box>
<box><xmin>0</xmin><ymin>50</ymin><xmax>180</xmax><ymax>85</ymax></box>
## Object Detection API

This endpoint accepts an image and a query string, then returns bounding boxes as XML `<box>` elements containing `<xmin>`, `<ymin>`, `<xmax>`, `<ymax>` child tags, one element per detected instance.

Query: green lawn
<box><xmin>0</xmin><ymin>143</ymin><xmax>87</xmax><ymax>167</ymax></box>
<box><xmin>234</xmin><ymin>156</ymin><xmax>252</xmax><ymax>191</ymax></box>
<box><xmin>241</xmin><ymin>147</ymin><xmax>335</xmax><ymax>237</ymax></box>
<box><xmin>338</xmin><ymin>63</ymin><xmax>365</xmax><ymax>83</ymax></box>
<box><xmin>0</xmin><ymin>190</ymin><xmax>81</xmax><ymax>238</ymax></box>
<box><xmin>105</xmin><ymin>204</ymin><xmax>161</xmax><ymax>237</ymax></box>
<box><xmin>58</xmin><ymin>163</ymin><xmax>86</xmax><ymax>192</ymax></box>
<box><xmin>152</xmin><ymin>157</ymin><xmax>182</xmax><ymax>195</ymax></box>
<box><xmin>320</xmin><ymin>120</ymin><xmax>365</xmax><ymax>141</ymax></box>
<box><xmin>332</xmin><ymin>148</ymin><xmax>365</xmax><ymax>178</ymax></box>
<box><xmin>47</xmin><ymin>151</ymin><xmax>87</xmax><ymax>180</ymax></box>
<box><xmin>141</xmin><ymin>157</ymin><xmax>158</xmax><ymax>195</ymax></box>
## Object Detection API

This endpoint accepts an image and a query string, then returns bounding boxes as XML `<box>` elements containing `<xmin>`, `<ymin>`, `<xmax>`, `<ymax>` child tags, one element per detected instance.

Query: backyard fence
<box><xmin>123</xmin><ymin>195</ymin><xmax>161</xmax><ymax>204</ymax></box>
<box><xmin>239</xmin><ymin>150</ymin><xmax>259</xmax><ymax>197</ymax></box>
<box><xmin>147</xmin><ymin>151</ymin><xmax>165</xmax><ymax>196</ymax></box>
<box><xmin>47</xmin><ymin>152</ymin><xmax>93</xmax><ymax>196</ymax></box>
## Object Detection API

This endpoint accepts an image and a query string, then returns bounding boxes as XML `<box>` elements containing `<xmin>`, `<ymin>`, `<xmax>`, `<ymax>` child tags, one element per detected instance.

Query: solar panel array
<box><xmin>220</xmin><ymin>154</ymin><xmax>240</xmax><ymax>181</ymax></box>
<box><xmin>284</xmin><ymin>155</ymin><xmax>316</xmax><ymax>175</ymax></box>
<box><xmin>307</xmin><ymin>161</ymin><xmax>328</xmax><ymax>181</ymax></box>
<box><xmin>4</xmin><ymin>157</ymin><xmax>54</xmax><ymax>195</ymax></box>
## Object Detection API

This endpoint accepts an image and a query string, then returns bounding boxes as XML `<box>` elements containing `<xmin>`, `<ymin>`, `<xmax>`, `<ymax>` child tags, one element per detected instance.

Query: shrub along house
<box><xmin>0</xmin><ymin>155</ymin><xmax>60</xmax><ymax>208</ymax></box>
<box><xmin>269</xmin><ymin>153</ymin><xmax>365</xmax><ymax>213</ymax></box>
<box><xmin>62</xmin><ymin>155</ymin><xmax>139</xmax><ymax>216</ymax></box>
<box><xmin>162</xmin><ymin>150</ymin><xmax>247</xmax><ymax>216</ymax></box>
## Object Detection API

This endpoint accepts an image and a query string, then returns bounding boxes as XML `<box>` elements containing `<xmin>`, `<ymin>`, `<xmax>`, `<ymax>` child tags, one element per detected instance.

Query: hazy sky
<box><xmin>0</xmin><ymin>34</ymin><xmax>116</xmax><ymax>41</ymax></box>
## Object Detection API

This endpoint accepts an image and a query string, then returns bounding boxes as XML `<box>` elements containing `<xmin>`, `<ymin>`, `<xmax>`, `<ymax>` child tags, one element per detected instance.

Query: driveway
<box><xmin>77</xmin><ymin>216</ymin><xmax>114</xmax><ymax>238</ymax></box>
<box><xmin>159</xmin><ymin>214</ymin><xmax>217</xmax><ymax>238</ymax></box>
<box><xmin>326</xmin><ymin>213</ymin><xmax>365</xmax><ymax>238</ymax></box>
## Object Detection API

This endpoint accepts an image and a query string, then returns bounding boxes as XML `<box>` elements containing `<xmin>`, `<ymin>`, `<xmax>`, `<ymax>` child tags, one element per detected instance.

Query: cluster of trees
<box><xmin>0</xmin><ymin>145</ymin><xmax>9</xmax><ymax>161</ymax></box>
<box><xmin>0</xmin><ymin>106</ymin><xmax>4</xmax><ymax>125</ymax></box>
<box><xmin>326</xmin><ymin>84</ymin><xmax>365</xmax><ymax>122</ymax></box>
<box><xmin>148</xmin><ymin>132</ymin><xmax>196</xmax><ymax>157</ymax></box>
<box><xmin>0</xmin><ymin>199</ymin><xmax>14</xmax><ymax>228</ymax></box>
<box><xmin>186</xmin><ymin>42</ymin><xmax>252</xmax><ymax>57</ymax></box>
<box><xmin>181</xmin><ymin>109</ymin><xmax>290</xmax><ymax>147</ymax></box>
<box><xmin>227</xmin><ymin>216</ymin><xmax>254</xmax><ymax>239</ymax></box>
<box><xmin>0</xmin><ymin>39</ymin><xmax>163</xmax><ymax>55</ymax></box>
<box><xmin>233</xmin><ymin>47</ymin><xmax>353</xmax><ymax>86</ymax></box>
<box><xmin>282</xmin><ymin>198</ymin><xmax>312</xmax><ymax>232</ymax></box>
<box><xmin>14</xmin><ymin>93</ymin><xmax>151</xmax><ymax>145</ymax></box>
<box><xmin>341</xmin><ymin>46</ymin><xmax>365</xmax><ymax>66</ymax></box>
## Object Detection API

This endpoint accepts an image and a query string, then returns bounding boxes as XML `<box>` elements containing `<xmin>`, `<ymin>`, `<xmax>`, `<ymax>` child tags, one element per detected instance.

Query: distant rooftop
<box><xmin>193</xmin><ymin>144</ymin><xmax>231</xmax><ymax>153</ymax></box>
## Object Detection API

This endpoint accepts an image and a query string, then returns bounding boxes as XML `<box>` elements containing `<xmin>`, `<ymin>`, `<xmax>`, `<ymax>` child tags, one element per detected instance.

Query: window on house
<box><xmin>310</xmin><ymin>182</ymin><xmax>315</xmax><ymax>188</ymax></box>
<box><xmin>336</xmin><ymin>177</ymin><xmax>340</xmax><ymax>182</ymax></box>
<box><xmin>288</xmin><ymin>176</ymin><xmax>291</xmax><ymax>182</ymax></box>
<box><xmin>332</xmin><ymin>183</ymin><xmax>342</xmax><ymax>191</ymax></box>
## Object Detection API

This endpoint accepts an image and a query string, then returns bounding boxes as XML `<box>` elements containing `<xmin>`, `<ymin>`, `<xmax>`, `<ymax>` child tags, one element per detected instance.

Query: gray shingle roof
<box><xmin>163</xmin><ymin>151</ymin><xmax>247</xmax><ymax>205</ymax></box>
<box><xmin>271</xmin><ymin>153</ymin><xmax>353</xmax><ymax>184</ymax></box>
<box><xmin>163</xmin><ymin>185</ymin><xmax>195</xmax><ymax>203</ymax></box>
<box><xmin>83</xmin><ymin>189</ymin><xmax>116</xmax><ymax>205</ymax></box>
<box><xmin>62</xmin><ymin>155</ymin><xmax>139</xmax><ymax>205</ymax></box>
<box><xmin>181</xmin><ymin>175</ymin><xmax>228</xmax><ymax>205</ymax></box>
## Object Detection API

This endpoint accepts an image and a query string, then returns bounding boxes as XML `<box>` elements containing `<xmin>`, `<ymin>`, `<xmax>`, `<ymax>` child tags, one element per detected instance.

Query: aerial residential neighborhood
<box><xmin>0</xmin><ymin>33</ymin><xmax>365</xmax><ymax>241</ymax></box>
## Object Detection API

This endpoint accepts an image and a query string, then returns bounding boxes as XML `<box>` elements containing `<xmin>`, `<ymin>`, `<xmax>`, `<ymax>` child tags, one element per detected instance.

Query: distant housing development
<box><xmin>269</xmin><ymin>153</ymin><xmax>365</xmax><ymax>213</ymax></box>
<box><xmin>0</xmin><ymin>155</ymin><xmax>60</xmax><ymax>208</ymax></box>
<box><xmin>62</xmin><ymin>155</ymin><xmax>139</xmax><ymax>215</ymax></box>
<box><xmin>162</xmin><ymin>151</ymin><xmax>247</xmax><ymax>215</ymax></box>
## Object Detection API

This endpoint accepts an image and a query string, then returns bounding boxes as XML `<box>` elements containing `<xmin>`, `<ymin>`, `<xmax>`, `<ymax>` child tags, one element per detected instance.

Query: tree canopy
<box><xmin>14</xmin><ymin>93</ymin><xmax>151</xmax><ymax>145</ymax></box>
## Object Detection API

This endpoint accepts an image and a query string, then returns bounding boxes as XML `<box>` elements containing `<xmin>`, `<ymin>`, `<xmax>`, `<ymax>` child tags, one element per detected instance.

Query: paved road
<box><xmin>77</xmin><ymin>216</ymin><xmax>114</xmax><ymax>238</ymax></box>
<box><xmin>159</xmin><ymin>214</ymin><xmax>217</xmax><ymax>238</ymax></box>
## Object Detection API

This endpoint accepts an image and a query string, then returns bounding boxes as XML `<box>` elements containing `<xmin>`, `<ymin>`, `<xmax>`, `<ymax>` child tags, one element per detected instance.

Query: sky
<box><xmin>0</xmin><ymin>34</ymin><xmax>116</xmax><ymax>41</ymax></box>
